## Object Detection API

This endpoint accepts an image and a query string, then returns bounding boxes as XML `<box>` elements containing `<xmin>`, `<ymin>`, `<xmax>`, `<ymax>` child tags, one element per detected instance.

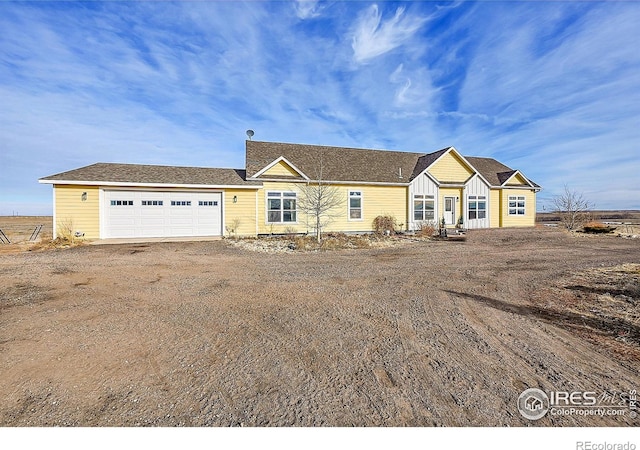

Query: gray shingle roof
<box><xmin>465</xmin><ymin>156</ymin><xmax>539</xmax><ymax>187</ymax></box>
<box><xmin>465</xmin><ymin>157</ymin><xmax>514</xmax><ymax>186</ymax></box>
<box><xmin>246</xmin><ymin>141</ymin><xmax>424</xmax><ymax>183</ymax></box>
<box><xmin>39</xmin><ymin>143</ymin><xmax>539</xmax><ymax>190</ymax></box>
<box><xmin>40</xmin><ymin>163</ymin><xmax>261</xmax><ymax>186</ymax></box>
<box><xmin>410</xmin><ymin>148</ymin><xmax>451</xmax><ymax>180</ymax></box>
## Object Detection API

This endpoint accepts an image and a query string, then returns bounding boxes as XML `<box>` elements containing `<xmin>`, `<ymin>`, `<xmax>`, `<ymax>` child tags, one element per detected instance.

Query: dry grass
<box><xmin>230</xmin><ymin>232</ymin><xmax>408</xmax><ymax>252</ymax></box>
<box><xmin>533</xmin><ymin>264</ymin><xmax>640</xmax><ymax>359</ymax></box>
<box><xmin>415</xmin><ymin>221</ymin><xmax>437</xmax><ymax>238</ymax></box>
<box><xmin>372</xmin><ymin>215</ymin><xmax>397</xmax><ymax>235</ymax></box>
<box><xmin>1</xmin><ymin>228</ymin><xmax>639</xmax><ymax>426</ymax></box>
<box><xmin>0</xmin><ymin>216</ymin><xmax>52</xmax><ymax>243</ymax></box>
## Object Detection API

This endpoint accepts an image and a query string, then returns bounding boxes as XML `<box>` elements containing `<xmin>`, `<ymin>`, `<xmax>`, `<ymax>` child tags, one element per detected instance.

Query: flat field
<box><xmin>0</xmin><ymin>227</ymin><xmax>639</xmax><ymax>426</ymax></box>
<box><xmin>0</xmin><ymin>216</ymin><xmax>52</xmax><ymax>251</ymax></box>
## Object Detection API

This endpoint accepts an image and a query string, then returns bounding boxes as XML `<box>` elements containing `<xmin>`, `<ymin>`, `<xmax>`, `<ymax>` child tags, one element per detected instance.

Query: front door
<box><xmin>444</xmin><ymin>196</ymin><xmax>456</xmax><ymax>226</ymax></box>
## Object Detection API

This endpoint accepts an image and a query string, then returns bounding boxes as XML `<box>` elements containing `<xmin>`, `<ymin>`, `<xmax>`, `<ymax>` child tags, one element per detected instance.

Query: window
<box><xmin>110</xmin><ymin>200</ymin><xmax>133</xmax><ymax>206</ymax></box>
<box><xmin>508</xmin><ymin>195</ymin><xmax>526</xmax><ymax>215</ymax></box>
<box><xmin>468</xmin><ymin>195</ymin><xmax>487</xmax><ymax>220</ymax></box>
<box><xmin>414</xmin><ymin>195</ymin><xmax>435</xmax><ymax>221</ymax></box>
<box><xmin>198</xmin><ymin>201</ymin><xmax>218</xmax><ymax>206</ymax></box>
<box><xmin>349</xmin><ymin>191</ymin><xmax>362</xmax><ymax>220</ymax></box>
<box><xmin>267</xmin><ymin>192</ymin><xmax>297</xmax><ymax>223</ymax></box>
<box><xmin>171</xmin><ymin>200</ymin><xmax>191</xmax><ymax>206</ymax></box>
<box><xmin>141</xmin><ymin>200</ymin><xmax>163</xmax><ymax>206</ymax></box>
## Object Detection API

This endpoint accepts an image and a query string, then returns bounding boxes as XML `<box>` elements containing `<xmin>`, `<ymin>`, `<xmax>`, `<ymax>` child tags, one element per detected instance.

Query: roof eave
<box><xmin>38</xmin><ymin>179</ymin><xmax>262</xmax><ymax>189</ymax></box>
<box><xmin>500</xmin><ymin>170</ymin><xmax>535</xmax><ymax>188</ymax></box>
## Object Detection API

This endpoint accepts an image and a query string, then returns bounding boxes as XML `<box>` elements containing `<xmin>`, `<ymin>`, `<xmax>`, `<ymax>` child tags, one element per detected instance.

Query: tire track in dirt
<box><xmin>452</xmin><ymin>289</ymin><xmax>638</xmax><ymax>426</ymax></box>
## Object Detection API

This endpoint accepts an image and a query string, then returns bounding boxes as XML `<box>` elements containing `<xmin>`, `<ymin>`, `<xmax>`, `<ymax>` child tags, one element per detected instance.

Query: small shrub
<box><xmin>583</xmin><ymin>221</ymin><xmax>616</xmax><ymax>234</ymax></box>
<box><xmin>225</xmin><ymin>218</ymin><xmax>242</xmax><ymax>238</ymax></box>
<box><xmin>372</xmin><ymin>215</ymin><xmax>397</xmax><ymax>235</ymax></box>
<box><xmin>283</xmin><ymin>226</ymin><xmax>298</xmax><ymax>238</ymax></box>
<box><xmin>416</xmin><ymin>220</ymin><xmax>437</xmax><ymax>238</ymax></box>
<box><xmin>56</xmin><ymin>218</ymin><xmax>76</xmax><ymax>243</ymax></box>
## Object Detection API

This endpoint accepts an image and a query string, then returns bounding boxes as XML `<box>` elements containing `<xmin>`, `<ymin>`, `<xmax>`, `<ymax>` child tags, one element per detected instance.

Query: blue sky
<box><xmin>1</xmin><ymin>0</ymin><xmax>639</xmax><ymax>215</ymax></box>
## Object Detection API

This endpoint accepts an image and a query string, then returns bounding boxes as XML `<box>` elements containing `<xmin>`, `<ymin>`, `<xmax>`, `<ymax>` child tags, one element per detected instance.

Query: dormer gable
<box><xmin>251</xmin><ymin>156</ymin><xmax>309</xmax><ymax>180</ymax></box>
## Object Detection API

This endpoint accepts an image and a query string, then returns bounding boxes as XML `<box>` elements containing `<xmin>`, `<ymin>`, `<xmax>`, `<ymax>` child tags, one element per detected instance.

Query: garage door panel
<box><xmin>140</xmin><ymin>217</ymin><xmax>166</xmax><ymax>227</ymax></box>
<box><xmin>109</xmin><ymin>217</ymin><xmax>137</xmax><ymax>226</ymax></box>
<box><xmin>104</xmin><ymin>191</ymin><xmax>222</xmax><ymax>238</ymax></box>
<box><xmin>169</xmin><ymin>217</ymin><xmax>195</xmax><ymax>225</ymax></box>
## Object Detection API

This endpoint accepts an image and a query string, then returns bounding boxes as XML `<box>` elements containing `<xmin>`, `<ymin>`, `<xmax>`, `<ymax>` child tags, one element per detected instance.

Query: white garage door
<box><xmin>103</xmin><ymin>190</ymin><xmax>222</xmax><ymax>238</ymax></box>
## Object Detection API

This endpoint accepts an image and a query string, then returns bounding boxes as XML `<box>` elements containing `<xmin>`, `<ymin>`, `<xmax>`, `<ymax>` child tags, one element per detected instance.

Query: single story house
<box><xmin>39</xmin><ymin>140</ymin><xmax>541</xmax><ymax>239</ymax></box>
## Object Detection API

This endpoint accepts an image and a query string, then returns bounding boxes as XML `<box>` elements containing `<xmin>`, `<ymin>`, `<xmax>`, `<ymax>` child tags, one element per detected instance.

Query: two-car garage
<box><xmin>102</xmin><ymin>190</ymin><xmax>223</xmax><ymax>239</ymax></box>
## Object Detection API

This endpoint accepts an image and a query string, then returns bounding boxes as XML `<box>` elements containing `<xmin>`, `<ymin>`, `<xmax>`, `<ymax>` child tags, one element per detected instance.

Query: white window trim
<box><xmin>265</xmin><ymin>191</ymin><xmax>298</xmax><ymax>224</ymax></box>
<box><xmin>467</xmin><ymin>195</ymin><xmax>487</xmax><ymax>221</ymax></box>
<box><xmin>348</xmin><ymin>190</ymin><xmax>363</xmax><ymax>221</ymax></box>
<box><xmin>508</xmin><ymin>195</ymin><xmax>526</xmax><ymax>216</ymax></box>
<box><xmin>413</xmin><ymin>194</ymin><xmax>435</xmax><ymax>222</ymax></box>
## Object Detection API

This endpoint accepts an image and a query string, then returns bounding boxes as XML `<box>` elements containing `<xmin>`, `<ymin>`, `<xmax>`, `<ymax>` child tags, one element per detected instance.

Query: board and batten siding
<box><xmin>54</xmin><ymin>185</ymin><xmax>100</xmax><ymax>239</ymax></box>
<box><xmin>465</xmin><ymin>175</ymin><xmax>490</xmax><ymax>229</ymax></box>
<box><xmin>428</xmin><ymin>151</ymin><xmax>474</xmax><ymax>182</ymax></box>
<box><xmin>256</xmin><ymin>182</ymin><xmax>407</xmax><ymax>234</ymax></box>
<box><xmin>408</xmin><ymin>173</ymin><xmax>438</xmax><ymax>230</ymax></box>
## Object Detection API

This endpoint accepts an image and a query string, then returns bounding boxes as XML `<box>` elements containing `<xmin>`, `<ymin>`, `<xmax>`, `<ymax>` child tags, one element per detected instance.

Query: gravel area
<box><xmin>0</xmin><ymin>227</ymin><xmax>638</xmax><ymax>426</ymax></box>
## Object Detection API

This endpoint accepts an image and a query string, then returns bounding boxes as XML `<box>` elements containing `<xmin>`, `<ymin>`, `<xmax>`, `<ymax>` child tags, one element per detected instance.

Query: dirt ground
<box><xmin>0</xmin><ymin>217</ymin><xmax>52</xmax><ymax>254</ymax></box>
<box><xmin>1</xmin><ymin>227</ymin><xmax>639</xmax><ymax>426</ymax></box>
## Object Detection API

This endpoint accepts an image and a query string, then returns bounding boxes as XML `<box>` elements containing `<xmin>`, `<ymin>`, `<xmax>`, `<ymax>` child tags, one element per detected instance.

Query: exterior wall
<box><xmin>500</xmin><ymin>189</ymin><xmax>537</xmax><ymax>227</ymax></box>
<box><xmin>54</xmin><ymin>185</ymin><xmax>100</xmax><ymax>239</ymax></box>
<box><xmin>489</xmin><ymin>189</ymin><xmax>501</xmax><ymax>228</ymax></box>
<box><xmin>438</xmin><ymin>187</ymin><xmax>463</xmax><ymax>227</ymax></box>
<box><xmin>256</xmin><ymin>181</ymin><xmax>407</xmax><ymax>234</ymax></box>
<box><xmin>408</xmin><ymin>173</ymin><xmax>438</xmax><ymax>230</ymax></box>
<box><xmin>428</xmin><ymin>151</ymin><xmax>474</xmax><ymax>182</ymax></box>
<box><xmin>262</xmin><ymin>161</ymin><xmax>301</xmax><ymax>177</ymax></box>
<box><xmin>506</xmin><ymin>173</ymin><xmax>529</xmax><ymax>186</ymax></box>
<box><xmin>464</xmin><ymin>175</ymin><xmax>490</xmax><ymax>229</ymax></box>
<box><xmin>223</xmin><ymin>189</ymin><xmax>258</xmax><ymax>236</ymax></box>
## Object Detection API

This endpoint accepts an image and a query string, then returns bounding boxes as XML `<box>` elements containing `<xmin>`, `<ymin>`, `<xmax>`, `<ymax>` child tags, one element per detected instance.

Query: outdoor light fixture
<box><xmin>81</xmin><ymin>192</ymin><xmax>87</xmax><ymax>201</ymax></box>
<box><xmin>233</xmin><ymin>196</ymin><xmax>238</xmax><ymax>203</ymax></box>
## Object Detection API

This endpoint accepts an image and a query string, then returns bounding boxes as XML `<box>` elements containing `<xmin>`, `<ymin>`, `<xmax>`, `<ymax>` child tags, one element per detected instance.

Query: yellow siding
<box><xmin>505</xmin><ymin>173</ymin><xmax>529</xmax><ymax>186</ymax></box>
<box><xmin>489</xmin><ymin>189</ymin><xmax>501</xmax><ymax>228</ymax></box>
<box><xmin>500</xmin><ymin>189</ymin><xmax>536</xmax><ymax>227</ymax></box>
<box><xmin>223</xmin><ymin>189</ymin><xmax>258</xmax><ymax>237</ymax></box>
<box><xmin>428</xmin><ymin>151</ymin><xmax>474</xmax><ymax>182</ymax></box>
<box><xmin>261</xmin><ymin>160</ymin><xmax>302</xmax><ymax>178</ymax></box>
<box><xmin>439</xmin><ymin>187</ymin><xmax>463</xmax><ymax>225</ymax></box>
<box><xmin>256</xmin><ymin>182</ymin><xmax>407</xmax><ymax>234</ymax></box>
<box><xmin>54</xmin><ymin>185</ymin><xmax>100</xmax><ymax>239</ymax></box>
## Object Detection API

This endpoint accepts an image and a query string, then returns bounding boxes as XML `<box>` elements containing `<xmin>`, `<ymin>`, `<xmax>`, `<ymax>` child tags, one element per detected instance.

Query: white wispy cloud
<box><xmin>451</xmin><ymin>3</ymin><xmax>640</xmax><ymax>208</ymax></box>
<box><xmin>351</xmin><ymin>4</ymin><xmax>427</xmax><ymax>64</ymax></box>
<box><xmin>294</xmin><ymin>0</ymin><xmax>323</xmax><ymax>20</ymax></box>
<box><xmin>1</xmin><ymin>1</ymin><xmax>639</xmax><ymax>214</ymax></box>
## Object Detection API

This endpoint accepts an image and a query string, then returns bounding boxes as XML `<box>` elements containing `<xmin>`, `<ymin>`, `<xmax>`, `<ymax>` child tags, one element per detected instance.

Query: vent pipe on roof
<box><xmin>398</xmin><ymin>167</ymin><xmax>403</xmax><ymax>179</ymax></box>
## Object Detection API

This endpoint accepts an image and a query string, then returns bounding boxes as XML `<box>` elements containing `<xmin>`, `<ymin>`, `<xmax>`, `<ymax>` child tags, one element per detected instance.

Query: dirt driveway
<box><xmin>1</xmin><ymin>228</ymin><xmax>638</xmax><ymax>426</ymax></box>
